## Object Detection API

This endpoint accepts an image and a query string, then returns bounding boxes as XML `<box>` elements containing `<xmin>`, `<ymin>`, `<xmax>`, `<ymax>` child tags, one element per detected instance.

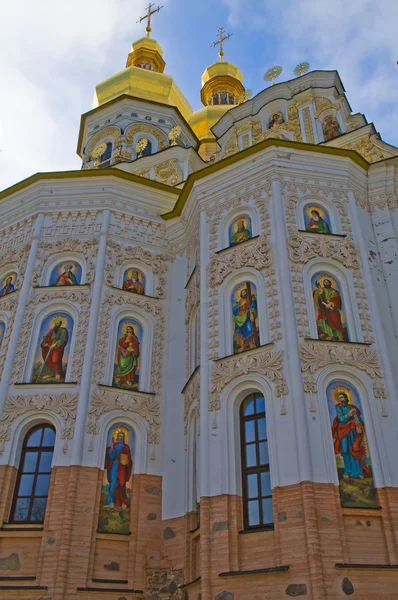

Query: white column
<box><xmin>348</xmin><ymin>192</ymin><xmax>398</xmax><ymax>427</ymax></box>
<box><xmin>71</xmin><ymin>209</ymin><xmax>111</xmax><ymax>465</ymax></box>
<box><xmin>199</xmin><ymin>209</ymin><xmax>210</xmax><ymax>498</ymax></box>
<box><xmin>270</xmin><ymin>179</ymin><xmax>313</xmax><ymax>482</ymax></box>
<box><xmin>0</xmin><ymin>213</ymin><xmax>45</xmax><ymax>415</ymax></box>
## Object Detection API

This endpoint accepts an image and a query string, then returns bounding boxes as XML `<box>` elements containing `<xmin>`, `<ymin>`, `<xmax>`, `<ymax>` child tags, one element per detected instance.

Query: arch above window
<box><xmin>10</xmin><ymin>424</ymin><xmax>55</xmax><ymax>523</ymax></box>
<box><xmin>240</xmin><ymin>393</ymin><xmax>273</xmax><ymax>528</ymax></box>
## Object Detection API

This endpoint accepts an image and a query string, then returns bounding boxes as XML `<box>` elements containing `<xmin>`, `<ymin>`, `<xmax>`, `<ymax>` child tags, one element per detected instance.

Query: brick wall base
<box><xmin>0</xmin><ymin>466</ymin><xmax>397</xmax><ymax>599</ymax></box>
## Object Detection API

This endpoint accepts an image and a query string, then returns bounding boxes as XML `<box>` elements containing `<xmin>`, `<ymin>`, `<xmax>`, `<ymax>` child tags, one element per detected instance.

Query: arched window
<box><xmin>240</xmin><ymin>394</ymin><xmax>273</xmax><ymax>528</ymax></box>
<box><xmin>100</xmin><ymin>142</ymin><xmax>112</xmax><ymax>163</ymax></box>
<box><xmin>10</xmin><ymin>425</ymin><xmax>55</xmax><ymax>523</ymax></box>
<box><xmin>141</xmin><ymin>139</ymin><xmax>152</xmax><ymax>157</ymax></box>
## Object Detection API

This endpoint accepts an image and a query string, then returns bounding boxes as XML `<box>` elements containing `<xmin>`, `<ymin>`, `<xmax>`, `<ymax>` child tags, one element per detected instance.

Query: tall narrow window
<box><xmin>240</xmin><ymin>393</ymin><xmax>273</xmax><ymax>528</ymax></box>
<box><xmin>142</xmin><ymin>139</ymin><xmax>152</xmax><ymax>156</ymax></box>
<box><xmin>10</xmin><ymin>425</ymin><xmax>55</xmax><ymax>523</ymax></box>
<box><xmin>100</xmin><ymin>142</ymin><xmax>112</xmax><ymax>163</ymax></box>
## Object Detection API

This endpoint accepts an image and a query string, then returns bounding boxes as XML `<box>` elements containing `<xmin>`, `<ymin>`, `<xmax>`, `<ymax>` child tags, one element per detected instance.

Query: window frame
<box><xmin>10</xmin><ymin>424</ymin><xmax>55</xmax><ymax>524</ymax></box>
<box><xmin>240</xmin><ymin>393</ymin><xmax>273</xmax><ymax>530</ymax></box>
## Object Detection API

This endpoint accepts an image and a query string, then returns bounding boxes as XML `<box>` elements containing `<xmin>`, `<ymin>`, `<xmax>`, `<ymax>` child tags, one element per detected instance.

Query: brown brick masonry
<box><xmin>0</xmin><ymin>466</ymin><xmax>397</xmax><ymax>599</ymax></box>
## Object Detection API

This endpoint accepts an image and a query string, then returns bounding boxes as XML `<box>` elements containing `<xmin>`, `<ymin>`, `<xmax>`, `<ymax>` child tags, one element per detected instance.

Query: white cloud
<box><xmin>0</xmin><ymin>0</ymin><xmax>150</xmax><ymax>191</ymax></box>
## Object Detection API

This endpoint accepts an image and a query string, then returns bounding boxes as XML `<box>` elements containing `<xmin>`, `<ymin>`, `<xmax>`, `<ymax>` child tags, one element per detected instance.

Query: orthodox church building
<box><xmin>0</xmin><ymin>9</ymin><xmax>398</xmax><ymax>600</ymax></box>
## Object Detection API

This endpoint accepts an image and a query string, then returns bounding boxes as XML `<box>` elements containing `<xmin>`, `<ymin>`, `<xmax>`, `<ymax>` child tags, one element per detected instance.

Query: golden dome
<box><xmin>126</xmin><ymin>37</ymin><xmax>166</xmax><ymax>73</ymax></box>
<box><xmin>189</xmin><ymin>59</ymin><xmax>245</xmax><ymax>160</ymax></box>
<box><xmin>93</xmin><ymin>37</ymin><xmax>192</xmax><ymax>122</ymax></box>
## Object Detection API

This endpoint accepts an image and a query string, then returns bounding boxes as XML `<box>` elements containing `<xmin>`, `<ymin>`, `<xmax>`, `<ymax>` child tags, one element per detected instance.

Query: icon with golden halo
<box><xmin>98</xmin><ymin>422</ymin><xmax>135</xmax><ymax>534</ymax></box>
<box><xmin>32</xmin><ymin>312</ymin><xmax>72</xmax><ymax>383</ymax></box>
<box><xmin>113</xmin><ymin>318</ymin><xmax>142</xmax><ymax>390</ymax></box>
<box><xmin>326</xmin><ymin>380</ymin><xmax>378</xmax><ymax>508</ymax></box>
<box><xmin>122</xmin><ymin>267</ymin><xmax>145</xmax><ymax>295</ymax></box>
<box><xmin>304</xmin><ymin>204</ymin><xmax>332</xmax><ymax>234</ymax></box>
<box><xmin>311</xmin><ymin>272</ymin><xmax>349</xmax><ymax>342</ymax></box>
<box><xmin>0</xmin><ymin>272</ymin><xmax>17</xmax><ymax>296</ymax></box>
<box><xmin>229</xmin><ymin>215</ymin><xmax>252</xmax><ymax>246</ymax></box>
<box><xmin>268</xmin><ymin>111</ymin><xmax>285</xmax><ymax>129</ymax></box>
<box><xmin>231</xmin><ymin>280</ymin><xmax>260</xmax><ymax>354</ymax></box>
<box><xmin>49</xmin><ymin>261</ymin><xmax>82</xmax><ymax>286</ymax></box>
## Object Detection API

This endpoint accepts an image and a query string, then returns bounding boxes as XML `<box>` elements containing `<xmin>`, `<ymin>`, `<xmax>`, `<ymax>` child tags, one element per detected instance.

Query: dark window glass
<box><xmin>10</xmin><ymin>425</ymin><xmax>55</xmax><ymax>523</ymax></box>
<box><xmin>100</xmin><ymin>142</ymin><xmax>112</xmax><ymax>163</ymax></box>
<box><xmin>240</xmin><ymin>393</ymin><xmax>273</xmax><ymax>529</ymax></box>
<box><xmin>141</xmin><ymin>139</ymin><xmax>152</xmax><ymax>156</ymax></box>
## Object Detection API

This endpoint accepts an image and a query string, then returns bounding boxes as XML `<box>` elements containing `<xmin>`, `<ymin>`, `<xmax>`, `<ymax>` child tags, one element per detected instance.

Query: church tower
<box><xmin>0</xmin><ymin>6</ymin><xmax>398</xmax><ymax>599</ymax></box>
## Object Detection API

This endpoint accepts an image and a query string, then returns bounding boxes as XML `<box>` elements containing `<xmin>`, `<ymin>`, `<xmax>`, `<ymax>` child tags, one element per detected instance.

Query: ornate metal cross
<box><xmin>211</xmin><ymin>27</ymin><xmax>232</xmax><ymax>62</ymax></box>
<box><xmin>137</xmin><ymin>3</ymin><xmax>163</xmax><ymax>37</ymax></box>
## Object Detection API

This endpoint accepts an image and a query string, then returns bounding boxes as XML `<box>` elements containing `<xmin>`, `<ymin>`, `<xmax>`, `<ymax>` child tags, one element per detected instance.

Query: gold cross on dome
<box><xmin>137</xmin><ymin>3</ymin><xmax>163</xmax><ymax>38</ymax></box>
<box><xmin>211</xmin><ymin>27</ymin><xmax>232</xmax><ymax>62</ymax></box>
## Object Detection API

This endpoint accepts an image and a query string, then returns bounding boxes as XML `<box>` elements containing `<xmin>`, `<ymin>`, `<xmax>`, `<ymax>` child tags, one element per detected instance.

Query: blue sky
<box><xmin>0</xmin><ymin>0</ymin><xmax>397</xmax><ymax>191</ymax></box>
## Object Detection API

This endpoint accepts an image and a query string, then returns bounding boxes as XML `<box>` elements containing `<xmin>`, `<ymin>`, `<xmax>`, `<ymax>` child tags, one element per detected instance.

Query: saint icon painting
<box><xmin>327</xmin><ymin>381</ymin><xmax>378</xmax><ymax>508</ymax></box>
<box><xmin>229</xmin><ymin>216</ymin><xmax>252</xmax><ymax>246</ymax></box>
<box><xmin>304</xmin><ymin>205</ymin><xmax>331</xmax><ymax>234</ymax></box>
<box><xmin>322</xmin><ymin>115</ymin><xmax>342</xmax><ymax>140</ymax></box>
<box><xmin>312</xmin><ymin>273</ymin><xmax>349</xmax><ymax>342</ymax></box>
<box><xmin>98</xmin><ymin>423</ymin><xmax>135</xmax><ymax>534</ymax></box>
<box><xmin>122</xmin><ymin>268</ymin><xmax>145</xmax><ymax>295</ymax></box>
<box><xmin>49</xmin><ymin>262</ymin><xmax>82</xmax><ymax>286</ymax></box>
<box><xmin>231</xmin><ymin>281</ymin><xmax>260</xmax><ymax>354</ymax></box>
<box><xmin>32</xmin><ymin>313</ymin><xmax>73</xmax><ymax>383</ymax></box>
<box><xmin>113</xmin><ymin>318</ymin><xmax>142</xmax><ymax>389</ymax></box>
<box><xmin>0</xmin><ymin>273</ymin><xmax>17</xmax><ymax>296</ymax></box>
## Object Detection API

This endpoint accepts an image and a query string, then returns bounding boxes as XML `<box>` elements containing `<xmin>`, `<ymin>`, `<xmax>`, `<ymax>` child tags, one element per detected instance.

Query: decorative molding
<box><xmin>313</xmin><ymin>97</ymin><xmax>340</xmax><ymax>119</ymax></box>
<box><xmin>87</xmin><ymin>387</ymin><xmax>160</xmax><ymax>444</ymax></box>
<box><xmin>300</xmin><ymin>341</ymin><xmax>382</xmax><ymax>379</ymax></box>
<box><xmin>302</xmin><ymin>106</ymin><xmax>315</xmax><ymax>143</ymax></box>
<box><xmin>0</xmin><ymin>219</ymin><xmax>33</xmax><ymax>253</ymax></box>
<box><xmin>0</xmin><ymin>243</ymin><xmax>31</xmax><ymax>290</ymax></box>
<box><xmin>0</xmin><ymin>393</ymin><xmax>78</xmax><ymax>451</ymax></box>
<box><xmin>104</xmin><ymin>240</ymin><xmax>169</xmax><ymax>299</ymax></box>
<box><xmin>343</xmin><ymin>136</ymin><xmax>388</xmax><ymax>164</ymax></box>
<box><xmin>302</xmin><ymin>371</ymin><xmax>317</xmax><ymax>412</ymax></box>
<box><xmin>85</xmin><ymin>126</ymin><xmax>122</xmax><ymax>157</ymax></box>
<box><xmin>125</xmin><ymin>123</ymin><xmax>168</xmax><ymax>150</ymax></box>
<box><xmin>185</xmin><ymin>268</ymin><xmax>200</xmax><ymax>377</ymax></box>
<box><xmin>0</xmin><ymin>293</ymin><xmax>19</xmax><ymax>377</ymax></box>
<box><xmin>208</xmin><ymin>235</ymin><xmax>272</xmax><ymax>287</ymax></box>
<box><xmin>183</xmin><ymin>370</ymin><xmax>200</xmax><ymax>436</ymax></box>
<box><xmin>287</xmin><ymin>234</ymin><xmax>361</xmax><ymax>269</ymax></box>
<box><xmin>41</xmin><ymin>211</ymin><xmax>101</xmax><ymax>238</ymax></box>
<box><xmin>92</xmin><ymin>290</ymin><xmax>164</xmax><ymax>395</ymax></box>
<box><xmin>11</xmin><ymin>287</ymin><xmax>92</xmax><ymax>382</ymax></box>
<box><xmin>32</xmin><ymin>237</ymin><xmax>98</xmax><ymax>286</ymax></box>
<box><xmin>154</xmin><ymin>159</ymin><xmax>181</xmax><ymax>186</ymax></box>
<box><xmin>210</xmin><ymin>347</ymin><xmax>288</xmax><ymax>416</ymax></box>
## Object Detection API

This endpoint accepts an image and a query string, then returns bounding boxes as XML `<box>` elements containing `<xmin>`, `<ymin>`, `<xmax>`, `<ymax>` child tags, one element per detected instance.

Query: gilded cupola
<box><xmin>189</xmin><ymin>28</ymin><xmax>246</xmax><ymax>161</ymax></box>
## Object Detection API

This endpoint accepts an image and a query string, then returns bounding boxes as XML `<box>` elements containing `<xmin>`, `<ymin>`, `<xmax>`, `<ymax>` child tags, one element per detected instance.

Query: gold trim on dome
<box><xmin>201</xmin><ymin>74</ymin><xmax>244</xmax><ymax>107</ymax></box>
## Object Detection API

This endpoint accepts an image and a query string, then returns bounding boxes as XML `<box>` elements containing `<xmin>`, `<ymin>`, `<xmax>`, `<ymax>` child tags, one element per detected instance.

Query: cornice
<box><xmin>162</xmin><ymin>138</ymin><xmax>370</xmax><ymax>220</ymax></box>
<box><xmin>0</xmin><ymin>168</ymin><xmax>180</xmax><ymax>204</ymax></box>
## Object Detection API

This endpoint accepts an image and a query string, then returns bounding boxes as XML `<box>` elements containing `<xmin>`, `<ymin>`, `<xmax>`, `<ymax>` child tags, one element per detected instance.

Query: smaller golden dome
<box><xmin>126</xmin><ymin>37</ymin><xmax>166</xmax><ymax>73</ymax></box>
<box><xmin>200</xmin><ymin>61</ymin><xmax>245</xmax><ymax>107</ymax></box>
